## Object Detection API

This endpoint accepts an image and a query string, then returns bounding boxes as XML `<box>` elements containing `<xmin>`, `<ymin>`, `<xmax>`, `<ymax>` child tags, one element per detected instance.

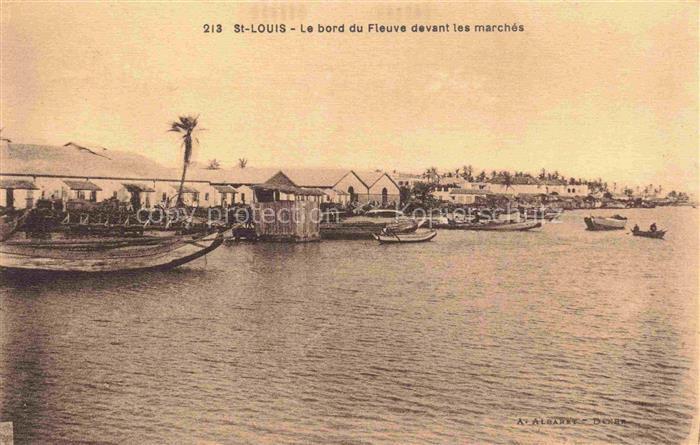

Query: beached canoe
<box><xmin>632</xmin><ymin>229</ymin><xmax>666</xmax><ymax>239</ymax></box>
<box><xmin>0</xmin><ymin>231</ymin><xmax>223</xmax><ymax>273</ymax></box>
<box><xmin>584</xmin><ymin>215</ymin><xmax>627</xmax><ymax>231</ymax></box>
<box><xmin>373</xmin><ymin>230</ymin><xmax>437</xmax><ymax>244</ymax></box>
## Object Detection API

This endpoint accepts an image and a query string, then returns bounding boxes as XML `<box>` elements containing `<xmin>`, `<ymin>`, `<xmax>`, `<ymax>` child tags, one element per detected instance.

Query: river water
<box><xmin>1</xmin><ymin>207</ymin><xmax>697</xmax><ymax>444</ymax></box>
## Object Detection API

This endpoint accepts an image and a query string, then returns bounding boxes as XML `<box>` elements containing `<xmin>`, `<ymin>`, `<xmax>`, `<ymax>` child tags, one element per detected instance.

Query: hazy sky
<box><xmin>1</xmin><ymin>2</ymin><xmax>698</xmax><ymax>191</ymax></box>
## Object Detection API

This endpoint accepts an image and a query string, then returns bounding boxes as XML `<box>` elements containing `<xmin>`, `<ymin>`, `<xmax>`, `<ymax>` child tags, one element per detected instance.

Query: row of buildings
<box><xmin>2</xmin><ymin>142</ymin><xmax>624</xmax><ymax>213</ymax></box>
<box><xmin>394</xmin><ymin>173</ymin><xmax>592</xmax><ymax>204</ymax></box>
<box><xmin>0</xmin><ymin>143</ymin><xmax>402</xmax><ymax>210</ymax></box>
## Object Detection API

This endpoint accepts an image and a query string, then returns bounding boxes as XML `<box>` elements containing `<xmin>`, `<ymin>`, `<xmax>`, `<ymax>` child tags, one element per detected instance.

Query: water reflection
<box><xmin>0</xmin><ymin>208</ymin><xmax>697</xmax><ymax>444</ymax></box>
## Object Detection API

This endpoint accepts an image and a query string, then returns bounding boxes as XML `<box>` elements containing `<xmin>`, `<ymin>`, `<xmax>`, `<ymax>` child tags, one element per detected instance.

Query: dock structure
<box><xmin>252</xmin><ymin>172</ymin><xmax>324</xmax><ymax>242</ymax></box>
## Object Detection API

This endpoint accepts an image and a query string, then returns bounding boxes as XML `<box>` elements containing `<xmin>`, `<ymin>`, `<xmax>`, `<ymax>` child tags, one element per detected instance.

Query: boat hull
<box><xmin>0</xmin><ymin>232</ymin><xmax>223</xmax><ymax>273</ymax></box>
<box><xmin>373</xmin><ymin>230</ymin><xmax>437</xmax><ymax>244</ymax></box>
<box><xmin>458</xmin><ymin>221</ymin><xmax>542</xmax><ymax>231</ymax></box>
<box><xmin>584</xmin><ymin>216</ymin><xmax>627</xmax><ymax>231</ymax></box>
<box><xmin>321</xmin><ymin>218</ymin><xmax>417</xmax><ymax>240</ymax></box>
<box><xmin>632</xmin><ymin>230</ymin><xmax>666</xmax><ymax>239</ymax></box>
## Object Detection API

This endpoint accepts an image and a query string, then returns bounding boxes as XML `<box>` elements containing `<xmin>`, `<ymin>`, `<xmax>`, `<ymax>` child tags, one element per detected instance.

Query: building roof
<box><xmin>63</xmin><ymin>180</ymin><xmax>102</xmax><ymax>191</ymax></box>
<box><xmin>488</xmin><ymin>175</ymin><xmax>541</xmax><ymax>185</ymax></box>
<box><xmin>252</xmin><ymin>171</ymin><xmax>326</xmax><ymax>196</ymax></box>
<box><xmin>122</xmin><ymin>182</ymin><xmax>155</xmax><ymax>193</ymax></box>
<box><xmin>1</xmin><ymin>143</ymin><xmax>398</xmax><ymax>190</ymax></box>
<box><xmin>359</xmin><ymin>171</ymin><xmax>400</xmax><ymax>189</ymax></box>
<box><xmin>2</xmin><ymin>143</ymin><xmax>175</xmax><ymax>179</ymax></box>
<box><xmin>540</xmin><ymin>179</ymin><xmax>569</xmax><ymax>186</ymax></box>
<box><xmin>0</xmin><ymin>179</ymin><xmax>38</xmax><ymax>190</ymax></box>
<box><xmin>212</xmin><ymin>184</ymin><xmax>237</xmax><ymax>193</ymax></box>
<box><xmin>280</xmin><ymin>168</ymin><xmax>349</xmax><ymax>188</ymax></box>
<box><xmin>171</xmin><ymin>184</ymin><xmax>200</xmax><ymax>194</ymax></box>
<box><xmin>191</xmin><ymin>166</ymin><xmax>279</xmax><ymax>185</ymax></box>
<box><xmin>449</xmin><ymin>188</ymin><xmax>491</xmax><ymax>195</ymax></box>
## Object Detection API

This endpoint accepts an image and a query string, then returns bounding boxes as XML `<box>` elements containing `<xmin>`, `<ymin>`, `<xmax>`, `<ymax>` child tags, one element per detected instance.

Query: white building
<box><xmin>1</xmin><ymin>143</ymin><xmax>402</xmax><ymax>210</ymax></box>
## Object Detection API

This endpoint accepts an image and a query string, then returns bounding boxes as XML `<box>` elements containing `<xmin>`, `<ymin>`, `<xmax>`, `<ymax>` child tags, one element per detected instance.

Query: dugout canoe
<box><xmin>0</xmin><ymin>231</ymin><xmax>223</xmax><ymax>273</ymax></box>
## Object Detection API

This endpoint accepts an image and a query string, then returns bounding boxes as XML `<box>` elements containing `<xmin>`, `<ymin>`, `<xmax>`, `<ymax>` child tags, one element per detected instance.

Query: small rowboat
<box><xmin>632</xmin><ymin>229</ymin><xmax>666</xmax><ymax>239</ymax></box>
<box><xmin>373</xmin><ymin>230</ymin><xmax>437</xmax><ymax>244</ymax></box>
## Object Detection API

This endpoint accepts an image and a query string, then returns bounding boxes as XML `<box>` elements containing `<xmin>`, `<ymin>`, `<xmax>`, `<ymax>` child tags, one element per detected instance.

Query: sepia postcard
<box><xmin>0</xmin><ymin>1</ymin><xmax>698</xmax><ymax>444</ymax></box>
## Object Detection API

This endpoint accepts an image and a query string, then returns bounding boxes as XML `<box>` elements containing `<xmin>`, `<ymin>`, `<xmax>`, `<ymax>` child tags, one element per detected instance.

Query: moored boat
<box><xmin>373</xmin><ymin>229</ymin><xmax>437</xmax><ymax>244</ymax></box>
<box><xmin>0</xmin><ymin>230</ymin><xmax>223</xmax><ymax>273</ymax></box>
<box><xmin>631</xmin><ymin>229</ymin><xmax>666</xmax><ymax>239</ymax></box>
<box><xmin>465</xmin><ymin>220</ymin><xmax>542</xmax><ymax>231</ymax></box>
<box><xmin>584</xmin><ymin>215</ymin><xmax>627</xmax><ymax>231</ymax></box>
<box><xmin>321</xmin><ymin>215</ymin><xmax>418</xmax><ymax>240</ymax></box>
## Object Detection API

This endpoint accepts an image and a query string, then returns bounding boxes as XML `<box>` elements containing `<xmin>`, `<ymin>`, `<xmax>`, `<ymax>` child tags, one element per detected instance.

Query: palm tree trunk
<box><xmin>176</xmin><ymin>161</ymin><xmax>189</xmax><ymax>207</ymax></box>
<box><xmin>176</xmin><ymin>135</ymin><xmax>193</xmax><ymax>207</ymax></box>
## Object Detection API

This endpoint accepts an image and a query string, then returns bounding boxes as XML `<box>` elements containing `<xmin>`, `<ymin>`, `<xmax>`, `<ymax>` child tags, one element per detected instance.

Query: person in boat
<box><xmin>632</xmin><ymin>224</ymin><xmax>640</xmax><ymax>233</ymax></box>
<box><xmin>649</xmin><ymin>222</ymin><xmax>657</xmax><ymax>232</ymax></box>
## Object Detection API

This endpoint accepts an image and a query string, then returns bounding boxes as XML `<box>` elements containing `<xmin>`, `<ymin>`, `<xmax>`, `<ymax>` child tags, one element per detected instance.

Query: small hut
<box><xmin>251</xmin><ymin>171</ymin><xmax>324</xmax><ymax>242</ymax></box>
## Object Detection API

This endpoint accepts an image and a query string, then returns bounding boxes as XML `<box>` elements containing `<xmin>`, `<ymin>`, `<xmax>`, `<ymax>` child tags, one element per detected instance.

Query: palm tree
<box><xmin>462</xmin><ymin>165</ymin><xmax>474</xmax><ymax>181</ymax></box>
<box><xmin>206</xmin><ymin>159</ymin><xmax>221</xmax><ymax>170</ymax></box>
<box><xmin>169</xmin><ymin>115</ymin><xmax>200</xmax><ymax>206</ymax></box>
<box><xmin>238</xmin><ymin>158</ymin><xmax>248</xmax><ymax>168</ymax></box>
<box><xmin>423</xmin><ymin>167</ymin><xmax>440</xmax><ymax>184</ymax></box>
<box><xmin>502</xmin><ymin>171</ymin><xmax>514</xmax><ymax>191</ymax></box>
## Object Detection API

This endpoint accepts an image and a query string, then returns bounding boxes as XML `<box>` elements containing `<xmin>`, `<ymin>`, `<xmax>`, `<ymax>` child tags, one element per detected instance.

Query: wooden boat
<box><xmin>321</xmin><ymin>216</ymin><xmax>417</xmax><ymax>240</ymax></box>
<box><xmin>466</xmin><ymin>220</ymin><xmax>542</xmax><ymax>231</ymax></box>
<box><xmin>632</xmin><ymin>229</ymin><xmax>666</xmax><ymax>239</ymax></box>
<box><xmin>584</xmin><ymin>215</ymin><xmax>627</xmax><ymax>231</ymax></box>
<box><xmin>0</xmin><ymin>230</ymin><xmax>223</xmax><ymax>273</ymax></box>
<box><xmin>386</xmin><ymin>219</ymin><xmax>418</xmax><ymax>233</ymax></box>
<box><xmin>373</xmin><ymin>230</ymin><xmax>437</xmax><ymax>244</ymax></box>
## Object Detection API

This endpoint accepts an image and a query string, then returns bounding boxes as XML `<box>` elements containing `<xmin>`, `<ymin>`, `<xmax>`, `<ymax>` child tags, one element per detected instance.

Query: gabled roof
<box><xmin>252</xmin><ymin>171</ymin><xmax>325</xmax><ymax>196</ymax></box>
<box><xmin>63</xmin><ymin>180</ymin><xmax>102</xmax><ymax>191</ymax></box>
<box><xmin>355</xmin><ymin>170</ymin><xmax>384</xmax><ymax>187</ymax></box>
<box><xmin>332</xmin><ymin>170</ymin><xmax>369</xmax><ymax>189</ymax></box>
<box><xmin>212</xmin><ymin>185</ymin><xmax>237</xmax><ymax>193</ymax></box>
<box><xmin>361</xmin><ymin>171</ymin><xmax>400</xmax><ymax>190</ymax></box>
<box><xmin>265</xmin><ymin>171</ymin><xmax>299</xmax><ymax>188</ymax></box>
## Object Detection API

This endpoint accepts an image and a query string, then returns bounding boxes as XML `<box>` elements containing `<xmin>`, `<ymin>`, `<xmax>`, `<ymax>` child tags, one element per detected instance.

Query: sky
<box><xmin>1</xmin><ymin>2</ymin><xmax>698</xmax><ymax>192</ymax></box>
